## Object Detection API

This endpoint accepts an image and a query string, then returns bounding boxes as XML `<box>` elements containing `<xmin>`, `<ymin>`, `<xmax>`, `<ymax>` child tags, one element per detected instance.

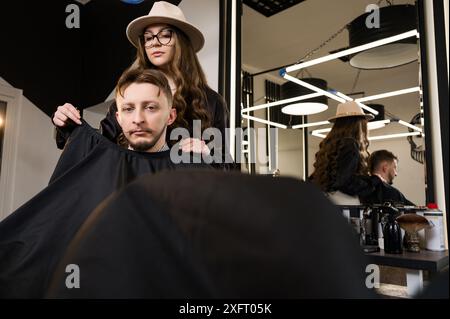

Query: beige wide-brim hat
<box><xmin>126</xmin><ymin>1</ymin><xmax>205</xmax><ymax>52</ymax></box>
<box><xmin>328</xmin><ymin>101</ymin><xmax>375</xmax><ymax>122</ymax></box>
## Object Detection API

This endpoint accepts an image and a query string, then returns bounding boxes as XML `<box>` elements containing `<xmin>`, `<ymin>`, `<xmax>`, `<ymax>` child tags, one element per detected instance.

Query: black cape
<box><xmin>0</xmin><ymin>121</ymin><xmax>208</xmax><ymax>298</ymax></box>
<box><xmin>47</xmin><ymin>170</ymin><xmax>375</xmax><ymax>298</ymax></box>
<box><xmin>309</xmin><ymin>138</ymin><xmax>379</xmax><ymax>197</ymax></box>
<box><xmin>360</xmin><ymin>175</ymin><xmax>415</xmax><ymax>206</ymax></box>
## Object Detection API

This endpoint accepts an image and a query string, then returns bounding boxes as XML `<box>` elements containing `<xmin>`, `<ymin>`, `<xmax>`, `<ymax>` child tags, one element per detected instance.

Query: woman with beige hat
<box><xmin>52</xmin><ymin>1</ymin><xmax>228</xmax><ymax>160</ymax></box>
<box><xmin>310</xmin><ymin>101</ymin><xmax>381</xmax><ymax>199</ymax></box>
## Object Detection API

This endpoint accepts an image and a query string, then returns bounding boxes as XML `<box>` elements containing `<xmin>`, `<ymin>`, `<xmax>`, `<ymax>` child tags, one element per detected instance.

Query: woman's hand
<box><xmin>179</xmin><ymin>138</ymin><xmax>210</xmax><ymax>155</ymax></box>
<box><xmin>53</xmin><ymin>103</ymin><xmax>82</xmax><ymax>127</ymax></box>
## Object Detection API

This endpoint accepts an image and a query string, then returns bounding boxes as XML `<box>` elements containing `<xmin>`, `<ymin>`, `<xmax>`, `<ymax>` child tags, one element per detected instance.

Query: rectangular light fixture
<box><xmin>241</xmin><ymin>92</ymin><xmax>323</xmax><ymax>113</ymax></box>
<box><xmin>311</xmin><ymin>131</ymin><xmax>327</xmax><ymax>139</ymax></box>
<box><xmin>283</xmin><ymin>74</ymin><xmax>346</xmax><ymax>103</ymax></box>
<box><xmin>311</xmin><ymin>131</ymin><xmax>421</xmax><ymax>141</ymax></box>
<box><xmin>355</xmin><ymin>86</ymin><xmax>421</xmax><ymax>103</ymax></box>
<box><xmin>242</xmin><ymin>29</ymin><xmax>420</xmax><ymax>135</ymax></box>
<box><xmin>285</xmin><ymin>29</ymin><xmax>419</xmax><ymax>73</ymax></box>
<box><xmin>310</xmin><ymin>119</ymin><xmax>391</xmax><ymax>135</ymax></box>
<box><xmin>292</xmin><ymin>121</ymin><xmax>330</xmax><ymax>129</ymax></box>
<box><xmin>241</xmin><ymin>114</ymin><xmax>288</xmax><ymax>129</ymax></box>
<box><xmin>283</xmin><ymin>74</ymin><xmax>379</xmax><ymax>115</ymax></box>
<box><xmin>398</xmin><ymin>119</ymin><xmax>423</xmax><ymax>132</ymax></box>
<box><xmin>369</xmin><ymin>131</ymin><xmax>421</xmax><ymax>141</ymax></box>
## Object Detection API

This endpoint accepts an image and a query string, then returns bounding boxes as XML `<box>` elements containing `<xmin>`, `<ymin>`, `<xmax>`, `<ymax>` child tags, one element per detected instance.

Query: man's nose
<box><xmin>132</xmin><ymin>110</ymin><xmax>145</xmax><ymax>124</ymax></box>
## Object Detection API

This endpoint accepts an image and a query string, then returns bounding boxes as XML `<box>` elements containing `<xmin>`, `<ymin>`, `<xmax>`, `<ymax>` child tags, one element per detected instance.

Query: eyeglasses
<box><xmin>142</xmin><ymin>29</ymin><xmax>173</xmax><ymax>47</ymax></box>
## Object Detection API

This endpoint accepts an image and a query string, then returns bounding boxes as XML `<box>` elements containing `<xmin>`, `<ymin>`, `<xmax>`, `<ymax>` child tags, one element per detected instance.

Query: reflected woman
<box><xmin>310</xmin><ymin>101</ymin><xmax>379</xmax><ymax>199</ymax></box>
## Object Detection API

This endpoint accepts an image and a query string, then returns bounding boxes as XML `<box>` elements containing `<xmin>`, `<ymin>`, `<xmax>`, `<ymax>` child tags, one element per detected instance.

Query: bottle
<box><xmin>383</xmin><ymin>212</ymin><xmax>403</xmax><ymax>254</ymax></box>
<box><xmin>424</xmin><ymin>203</ymin><xmax>446</xmax><ymax>251</ymax></box>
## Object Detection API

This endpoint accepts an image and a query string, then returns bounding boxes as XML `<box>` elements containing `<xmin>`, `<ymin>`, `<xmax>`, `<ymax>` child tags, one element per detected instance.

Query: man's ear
<box><xmin>115</xmin><ymin>111</ymin><xmax>121</xmax><ymax>126</ymax></box>
<box><xmin>167</xmin><ymin>107</ymin><xmax>177</xmax><ymax>126</ymax></box>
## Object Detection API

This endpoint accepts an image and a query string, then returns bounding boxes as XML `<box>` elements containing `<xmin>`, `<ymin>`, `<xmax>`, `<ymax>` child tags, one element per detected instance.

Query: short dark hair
<box><xmin>115</xmin><ymin>68</ymin><xmax>173</xmax><ymax>106</ymax></box>
<box><xmin>369</xmin><ymin>150</ymin><xmax>398</xmax><ymax>173</ymax></box>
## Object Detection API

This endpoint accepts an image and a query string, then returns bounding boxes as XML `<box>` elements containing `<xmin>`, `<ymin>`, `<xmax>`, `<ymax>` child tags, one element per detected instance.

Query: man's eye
<box><xmin>123</xmin><ymin>108</ymin><xmax>133</xmax><ymax>112</ymax></box>
<box><xmin>145</xmin><ymin>105</ymin><xmax>156</xmax><ymax>110</ymax></box>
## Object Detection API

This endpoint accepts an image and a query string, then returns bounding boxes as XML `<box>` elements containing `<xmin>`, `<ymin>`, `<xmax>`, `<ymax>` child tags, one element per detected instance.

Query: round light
<box><xmin>347</xmin><ymin>4</ymin><xmax>417</xmax><ymax>69</ymax></box>
<box><xmin>281</xmin><ymin>102</ymin><xmax>328</xmax><ymax>116</ymax></box>
<box><xmin>350</xmin><ymin>43</ymin><xmax>418</xmax><ymax>69</ymax></box>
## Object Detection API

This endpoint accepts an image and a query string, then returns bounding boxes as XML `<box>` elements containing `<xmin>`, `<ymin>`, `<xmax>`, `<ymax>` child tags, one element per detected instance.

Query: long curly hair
<box><xmin>311</xmin><ymin>117</ymin><xmax>370</xmax><ymax>192</ymax></box>
<box><xmin>131</xmin><ymin>26</ymin><xmax>212</xmax><ymax>132</ymax></box>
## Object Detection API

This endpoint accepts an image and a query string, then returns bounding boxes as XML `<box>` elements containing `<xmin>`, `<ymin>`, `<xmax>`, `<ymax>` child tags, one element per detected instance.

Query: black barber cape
<box><xmin>47</xmin><ymin>170</ymin><xmax>375</xmax><ymax>298</ymax></box>
<box><xmin>0</xmin><ymin>121</ymin><xmax>208</xmax><ymax>298</ymax></box>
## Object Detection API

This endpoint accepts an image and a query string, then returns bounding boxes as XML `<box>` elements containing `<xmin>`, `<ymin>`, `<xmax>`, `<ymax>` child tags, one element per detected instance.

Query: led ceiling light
<box><xmin>282</xmin><ymin>73</ymin><xmax>379</xmax><ymax>115</ymax></box>
<box><xmin>355</xmin><ymin>87</ymin><xmax>421</xmax><ymax>103</ymax></box>
<box><xmin>312</xmin><ymin>129</ymin><xmax>421</xmax><ymax>141</ymax></box>
<box><xmin>311</xmin><ymin>119</ymin><xmax>422</xmax><ymax>141</ymax></box>
<box><xmin>368</xmin><ymin>119</ymin><xmax>391</xmax><ymax>130</ymax></box>
<box><xmin>366</xmin><ymin>104</ymin><xmax>388</xmax><ymax>130</ymax></box>
<box><xmin>284</xmin><ymin>29</ymin><xmax>418</xmax><ymax>74</ymax></box>
<box><xmin>241</xmin><ymin>113</ymin><xmax>288</xmax><ymax>129</ymax></box>
<box><xmin>241</xmin><ymin>92</ymin><xmax>322</xmax><ymax>113</ymax></box>
<box><xmin>369</xmin><ymin>132</ymin><xmax>421</xmax><ymax>141</ymax></box>
<box><xmin>310</xmin><ymin>119</ymin><xmax>391</xmax><ymax>136</ymax></box>
<box><xmin>283</xmin><ymin>74</ymin><xmax>346</xmax><ymax>103</ymax></box>
<box><xmin>242</xmin><ymin>29</ymin><xmax>419</xmax><ymax>132</ymax></box>
<box><xmin>292</xmin><ymin>120</ymin><xmax>330</xmax><ymax>130</ymax></box>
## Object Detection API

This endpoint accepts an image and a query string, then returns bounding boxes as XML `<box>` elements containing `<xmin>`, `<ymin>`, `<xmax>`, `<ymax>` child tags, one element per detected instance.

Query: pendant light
<box><xmin>347</xmin><ymin>4</ymin><xmax>418</xmax><ymax>69</ymax></box>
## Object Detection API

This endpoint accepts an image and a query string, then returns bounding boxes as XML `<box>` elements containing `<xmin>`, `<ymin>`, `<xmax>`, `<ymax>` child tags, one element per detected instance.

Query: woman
<box><xmin>310</xmin><ymin>101</ymin><xmax>379</xmax><ymax>198</ymax></box>
<box><xmin>53</xmin><ymin>1</ymin><xmax>228</xmax><ymax>158</ymax></box>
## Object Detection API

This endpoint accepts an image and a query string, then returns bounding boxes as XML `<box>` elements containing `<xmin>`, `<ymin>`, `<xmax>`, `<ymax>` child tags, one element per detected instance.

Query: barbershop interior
<box><xmin>0</xmin><ymin>0</ymin><xmax>448</xmax><ymax>300</ymax></box>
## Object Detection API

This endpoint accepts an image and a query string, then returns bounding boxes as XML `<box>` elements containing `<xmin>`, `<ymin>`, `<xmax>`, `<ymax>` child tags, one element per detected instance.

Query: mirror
<box><xmin>241</xmin><ymin>0</ymin><xmax>426</xmax><ymax>205</ymax></box>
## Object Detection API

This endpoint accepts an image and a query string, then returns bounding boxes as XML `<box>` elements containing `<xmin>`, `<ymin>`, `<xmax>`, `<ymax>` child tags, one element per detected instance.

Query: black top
<box><xmin>0</xmin><ymin>122</ymin><xmax>209</xmax><ymax>298</ymax></box>
<box><xmin>360</xmin><ymin>175</ymin><xmax>415</xmax><ymax>206</ymax></box>
<box><xmin>313</xmin><ymin>137</ymin><xmax>378</xmax><ymax>197</ymax></box>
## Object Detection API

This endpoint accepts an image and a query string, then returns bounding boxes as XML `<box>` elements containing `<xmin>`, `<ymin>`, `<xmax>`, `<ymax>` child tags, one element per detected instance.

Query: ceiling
<box><xmin>0</xmin><ymin>0</ymin><xmax>181</xmax><ymax>117</ymax></box>
<box><xmin>242</xmin><ymin>0</ymin><xmax>419</xmax><ymax>119</ymax></box>
<box><xmin>243</xmin><ymin>0</ymin><xmax>306</xmax><ymax>17</ymax></box>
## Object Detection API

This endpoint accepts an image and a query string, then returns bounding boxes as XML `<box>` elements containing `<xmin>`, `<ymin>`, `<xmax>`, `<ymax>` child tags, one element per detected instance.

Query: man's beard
<box><xmin>387</xmin><ymin>173</ymin><xmax>394</xmax><ymax>185</ymax></box>
<box><xmin>127</xmin><ymin>126</ymin><xmax>166</xmax><ymax>152</ymax></box>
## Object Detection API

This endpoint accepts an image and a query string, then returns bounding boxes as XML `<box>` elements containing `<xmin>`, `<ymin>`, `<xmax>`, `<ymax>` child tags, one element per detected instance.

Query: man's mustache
<box><xmin>125</xmin><ymin>128</ymin><xmax>153</xmax><ymax>134</ymax></box>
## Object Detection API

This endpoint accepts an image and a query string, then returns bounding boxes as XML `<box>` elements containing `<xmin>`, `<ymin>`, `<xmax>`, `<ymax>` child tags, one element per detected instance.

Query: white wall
<box><xmin>0</xmin><ymin>78</ymin><xmax>61</xmax><ymax>219</ymax></box>
<box><xmin>179</xmin><ymin>0</ymin><xmax>220</xmax><ymax>91</ymax></box>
